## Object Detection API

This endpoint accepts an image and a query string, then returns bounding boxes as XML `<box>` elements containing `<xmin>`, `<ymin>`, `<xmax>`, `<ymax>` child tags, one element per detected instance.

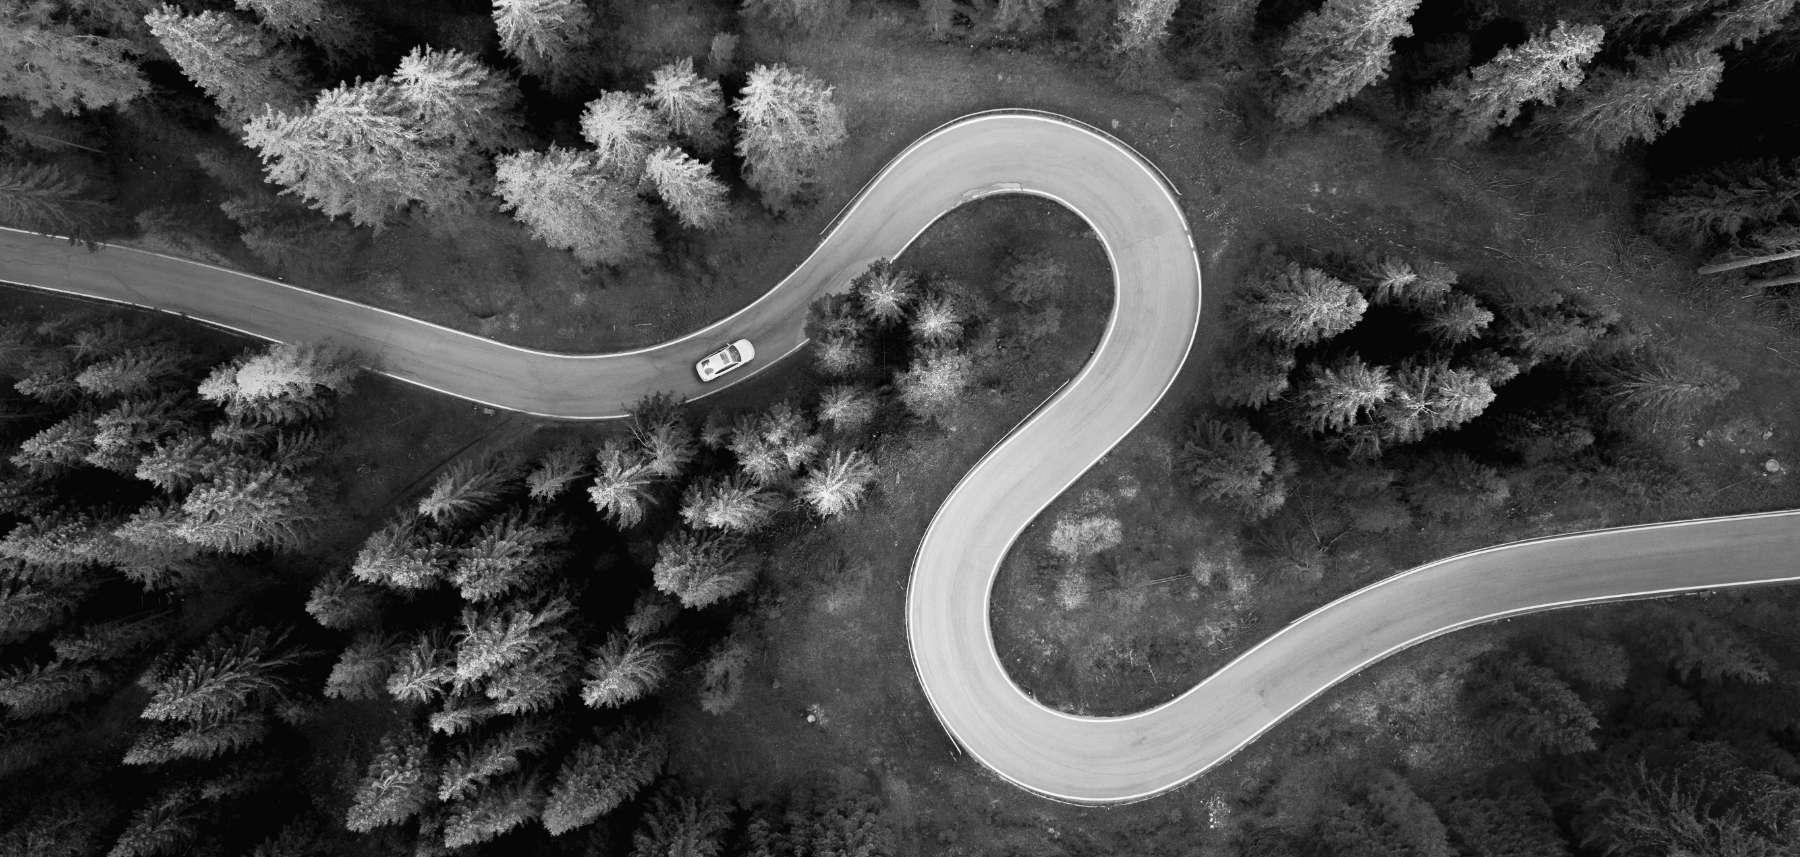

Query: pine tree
<box><xmin>346</xmin><ymin>729</ymin><xmax>437</xmax><ymax>832</ymax></box>
<box><xmin>480</xmin><ymin>630</ymin><xmax>580</xmax><ymax>716</ymax></box>
<box><xmin>727</xmin><ymin>403</ymin><xmax>820</xmax><ymax>484</ymax></box>
<box><xmin>492</xmin><ymin>0</ymin><xmax>599</xmax><ymax>94</ymax></box>
<box><xmin>175</xmin><ymin>467</ymin><xmax>322</xmax><ymax>553</ymax></box>
<box><xmin>0</xmin><ymin>3</ymin><xmax>148</xmax><ymax>116</ymax></box>
<box><xmin>1465</xmin><ymin>650</ymin><xmax>1597</xmax><ymax>755</ymax></box>
<box><xmin>817</xmin><ymin>385</ymin><xmax>877</xmax><ymax>432</ymax></box>
<box><xmin>648</xmin><ymin>58</ymin><xmax>725</xmax><ymax>152</ymax></box>
<box><xmin>395</xmin><ymin>46</ymin><xmax>528</xmax><ymax>153</ymax></box>
<box><xmin>0</xmin><ymin>160</ymin><xmax>115</xmax><ymax>240</ymax></box>
<box><xmin>443</xmin><ymin>775</ymin><xmax>546</xmax><ymax>848</ymax></box>
<box><xmin>631</xmin><ymin>393</ymin><xmax>698</xmax><ymax>478</ymax></box>
<box><xmin>645</xmin><ymin>147</ymin><xmax>730</xmax><ymax>230</ymax></box>
<box><xmin>814</xmin><ymin>336</ymin><xmax>871</xmax><ymax>377</ymax></box>
<box><xmin>1646</xmin><ymin>158</ymin><xmax>1800</xmax><ymax>244</ymax></box>
<box><xmin>1317</xmin><ymin>772</ymin><xmax>1455</xmax><ymax>857</ymax></box>
<box><xmin>1579</xmin><ymin>748</ymin><xmax>1800</xmax><ymax>857</ymax></box>
<box><xmin>0</xmin><ymin>659</ymin><xmax>110</xmax><ymax>717</ymax></box>
<box><xmin>11</xmin><ymin>411</ymin><xmax>100</xmax><ymax>473</ymax></box>
<box><xmin>910</xmin><ymin>294</ymin><xmax>964</xmax><ymax>346</ymax></box>
<box><xmin>589</xmin><ymin>439</ymin><xmax>659</xmax><ymax>528</ymax></box>
<box><xmin>1404</xmin><ymin>452</ymin><xmax>1510</xmax><ymax>522</ymax></box>
<box><xmin>138</xmin><ymin>626</ymin><xmax>300</xmax><ymax>724</ymax></box>
<box><xmin>1654</xmin><ymin>613</ymin><xmax>1773</xmax><ymax>684</ymax></box>
<box><xmin>852</xmin><ymin>260</ymin><xmax>915</xmax><ymax>327</ymax></box>
<box><xmin>896</xmin><ymin>349</ymin><xmax>973</xmax><ymax>418</ymax></box>
<box><xmin>697</xmin><ymin>633</ymin><xmax>751</xmax><ymax>715</ymax></box>
<box><xmin>1604</xmin><ymin>351</ymin><xmax>1738</xmax><ymax>428</ymax></box>
<box><xmin>1114</xmin><ymin>0</ymin><xmax>1179</xmax><ymax>56</ymax></box>
<box><xmin>52</xmin><ymin>612</ymin><xmax>174</xmax><ymax>662</ymax></box>
<box><xmin>1230</xmin><ymin>262</ymin><xmax>1367</xmax><ymax>346</ymax></box>
<box><xmin>652</xmin><ymin>530</ymin><xmax>756</xmax><ymax>608</ymax></box>
<box><xmin>1192</xmin><ymin>0</ymin><xmax>1259</xmax><ymax>63</ymax></box>
<box><xmin>1423</xmin><ymin>22</ymin><xmax>1604</xmax><ymax>145</ymax></box>
<box><xmin>625</xmin><ymin>589</ymin><xmax>680</xmax><ymax>637</ymax></box>
<box><xmin>122</xmin><ymin>709</ymin><xmax>272</xmax><ymax>765</ymax></box>
<box><xmin>679</xmin><ymin>474</ymin><xmax>782</xmax><ymax>533</ymax></box>
<box><xmin>73</xmin><ymin>346</ymin><xmax>190</xmax><ymax>398</ymax></box>
<box><xmin>1296</xmin><ymin>356</ymin><xmax>1393</xmax><ymax>434</ymax></box>
<box><xmin>1000</xmin><ymin>251</ymin><xmax>1069</xmax><ymax>305</ymax></box>
<box><xmin>451</xmin><ymin>595</ymin><xmax>576</xmax><ymax>692</ymax></box>
<box><xmin>324</xmin><ymin>634</ymin><xmax>399</xmax><ymax>701</ymax></box>
<box><xmin>581</xmin><ymin>632</ymin><xmax>676</xmax><ymax>708</ymax></box>
<box><xmin>1436</xmin><ymin>780</ymin><xmax>1570</xmax><ymax>857</ymax></box>
<box><xmin>1421</xmin><ymin>292</ymin><xmax>1494</xmax><ymax>344</ymax></box>
<box><xmin>797</xmin><ymin>449</ymin><xmax>877</xmax><ymax>518</ymax></box>
<box><xmin>734</xmin><ymin>64</ymin><xmax>847</xmax><ymax>212</ymax></box>
<box><xmin>451</xmin><ymin>511</ymin><xmax>566</xmax><ymax>602</ymax></box>
<box><xmin>437</xmin><ymin>719</ymin><xmax>557</xmax><ymax>801</ymax></box>
<box><xmin>1700</xmin><ymin>0</ymin><xmax>1800</xmax><ymax>50</ymax></box>
<box><xmin>1178</xmin><ymin>418</ymin><xmax>1288</xmax><ymax>519</ymax></box>
<box><xmin>494</xmin><ymin>147</ymin><xmax>655</xmax><ymax>267</ymax></box>
<box><xmin>1559</xmin><ymin>45</ymin><xmax>1723</xmax><ymax>153</ymax></box>
<box><xmin>581</xmin><ymin>92</ymin><xmax>669</xmax><ymax>177</ymax></box>
<box><xmin>386</xmin><ymin>630</ymin><xmax>454</xmax><ymax>704</ymax></box>
<box><xmin>543</xmin><ymin>724</ymin><xmax>667</xmax><ymax>835</ymax></box>
<box><xmin>198</xmin><ymin>341</ymin><xmax>358</xmax><ymax>423</ymax></box>
<box><xmin>1213</xmin><ymin>342</ymin><xmax>1298</xmax><ymax>410</ymax></box>
<box><xmin>631</xmin><ymin>788</ymin><xmax>731</xmax><ymax>857</ymax></box>
<box><xmin>108</xmin><ymin>787</ymin><xmax>206</xmax><ymax>857</ymax></box>
<box><xmin>235</xmin><ymin>0</ymin><xmax>372</xmax><ymax>67</ymax></box>
<box><xmin>526</xmin><ymin>444</ymin><xmax>588</xmax><ymax>500</ymax></box>
<box><xmin>145</xmin><ymin>6</ymin><xmax>305</xmax><ymax>123</ymax></box>
<box><xmin>1273</xmin><ymin>0</ymin><xmax>1422</xmax><ymax>125</ymax></box>
<box><xmin>352</xmin><ymin>512</ymin><xmax>452</xmax><ymax>590</ymax></box>
<box><xmin>305</xmin><ymin>570</ymin><xmax>384</xmax><ymax>629</ymax></box>
<box><xmin>418</xmin><ymin>455</ymin><xmax>516</xmax><ymax>524</ymax></box>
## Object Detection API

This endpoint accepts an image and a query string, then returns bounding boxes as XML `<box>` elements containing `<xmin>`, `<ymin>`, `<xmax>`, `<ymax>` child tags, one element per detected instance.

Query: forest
<box><xmin>3</xmin><ymin>0</ymin><xmax>1800</xmax><ymax>856</ymax></box>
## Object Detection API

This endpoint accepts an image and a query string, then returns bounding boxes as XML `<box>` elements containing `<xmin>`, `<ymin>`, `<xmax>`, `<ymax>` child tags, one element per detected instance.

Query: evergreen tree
<box><xmin>910</xmin><ymin>294</ymin><xmax>964</xmax><ymax>346</ymax></box>
<box><xmin>679</xmin><ymin>474</ymin><xmax>782</xmax><ymax>533</ymax></box>
<box><xmin>814</xmin><ymin>336</ymin><xmax>871</xmax><ymax>377</ymax></box>
<box><xmin>492</xmin><ymin>0</ymin><xmax>599</xmax><ymax>94</ymax></box>
<box><xmin>742</xmin><ymin>0</ymin><xmax>849</xmax><ymax>30</ymax></box>
<box><xmin>1273</xmin><ymin>0</ymin><xmax>1422</xmax><ymax>125</ymax></box>
<box><xmin>1604</xmin><ymin>351</ymin><xmax>1739</xmax><ymax>427</ymax></box>
<box><xmin>631</xmin><ymin>393</ymin><xmax>697</xmax><ymax>478</ymax></box>
<box><xmin>581</xmin><ymin>632</ymin><xmax>676</xmax><ymax>708</ymax></box>
<box><xmin>1646</xmin><ymin>157</ymin><xmax>1800</xmax><ymax>245</ymax></box>
<box><xmin>0</xmin><ymin>160</ymin><xmax>115</xmax><ymax>240</ymax></box>
<box><xmin>851</xmin><ymin>260</ymin><xmax>915</xmax><ymax>327</ymax></box>
<box><xmin>1700</xmin><ymin>0</ymin><xmax>1800</xmax><ymax>50</ymax></box>
<box><xmin>1436</xmin><ymin>780</ymin><xmax>1569</xmax><ymax>857</ymax></box>
<box><xmin>74</xmin><ymin>346</ymin><xmax>190</xmax><ymax>398</ymax></box>
<box><xmin>418</xmin><ymin>455</ymin><xmax>515</xmax><ymax>524</ymax></box>
<box><xmin>494</xmin><ymin>147</ymin><xmax>655</xmax><ymax>267</ymax></box>
<box><xmin>138</xmin><ymin>626</ymin><xmax>300</xmax><ymax>724</ymax></box>
<box><xmin>437</xmin><ymin>719</ymin><xmax>557</xmax><ymax>801</ymax></box>
<box><xmin>442</xmin><ymin>775</ymin><xmax>545</xmax><ymax>848</ymax></box>
<box><xmin>1404</xmin><ymin>452</ymin><xmax>1510</xmax><ymax>522</ymax></box>
<box><xmin>734</xmin><ymin>64</ymin><xmax>847</xmax><ymax>213</ymax></box>
<box><xmin>1465</xmin><ymin>650</ymin><xmax>1598</xmax><ymax>755</ymax></box>
<box><xmin>1213</xmin><ymin>342</ymin><xmax>1298</xmax><ymax>409</ymax></box>
<box><xmin>0</xmin><ymin>579</ymin><xmax>86</xmax><ymax>642</ymax></box>
<box><xmin>1000</xmin><ymin>251</ymin><xmax>1069</xmax><ymax>305</ymax></box>
<box><xmin>351</xmin><ymin>512</ymin><xmax>452</xmax><ymax>590</ymax></box>
<box><xmin>625</xmin><ymin>589</ymin><xmax>680</xmax><ymax>637</ymax></box>
<box><xmin>697</xmin><ymin>633</ymin><xmax>751</xmax><ymax>715</ymax></box>
<box><xmin>1579</xmin><ymin>748</ymin><xmax>1800</xmax><ymax>857</ymax></box>
<box><xmin>235</xmin><ymin>0</ymin><xmax>372</xmax><ymax>66</ymax></box>
<box><xmin>1653</xmin><ymin>613</ymin><xmax>1772</xmax><ymax>684</ymax></box>
<box><xmin>817</xmin><ymin>385</ymin><xmax>877</xmax><ymax>432</ymax></box>
<box><xmin>526</xmin><ymin>443</ymin><xmax>588</xmax><ymax>500</ymax></box>
<box><xmin>175</xmin><ymin>468</ymin><xmax>322</xmax><ymax>553</ymax></box>
<box><xmin>0</xmin><ymin>659</ymin><xmax>109</xmax><ymax>717</ymax></box>
<box><xmin>589</xmin><ymin>439</ymin><xmax>658</xmax><ymax>528</ymax></box>
<box><xmin>542</xmin><ymin>724</ymin><xmax>667</xmax><ymax>835</ymax></box>
<box><xmin>580</xmin><ymin>92</ymin><xmax>669</xmax><ymax>177</ymax></box>
<box><xmin>394</xmin><ymin>46</ymin><xmax>528</xmax><ymax>154</ymax></box>
<box><xmin>145</xmin><ymin>6</ymin><xmax>305</xmax><ymax>123</ymax></box>
<box><xmin>1177</xmin><ymin>418</ymin><xmax>1288</xmax><ymax>519</ymax></box>
<box><xmin>323</xmin><ymin>634</ymin><xmax>399</xmax><ymax>701</ymax></box>
<box><xmin>386</xmin><ymin>630</ymin><xmax>454</xmax><ymax>704</ymax></box>
<box><xmin>1295</xmin><ymin>356</ymin><xmax>1393</xmax><ymax>434</ymax></box>
<box><xmin>1559</xmin><ymin>45</ymin><xmax>1723</xmax><ymax>153</ymax></box>
<box><xmin>797</xmin><ymin>449</ymin><xmax>877</xmax><ymax>518</ymax></box>
<box><xmin>1316</xmin><ymin>772</ymin><xmax>1455</xmax><ymax>857</ymax></box>
<box><xmin>727</xmin><ymin>403</ymin><xmax>820</xmax><ymax>484</ymax></box>
<box><xmin>1230</xmin><ymin>262</ymin><xmax>1367</xmax><ymax>347</ymax></box>
<box><xmin>305</xmin><ymin>570</ymin><xmax>384</xmax><ymax>630</ymax></box>
<box><xmin>1421</xmin><ymin>292</ymin><xmax>1494</xmax><ymax>345</ymax></box>
<box><xmin>0</xmin><ymin>2</ymin><xmax>148</xmax><ymax>116</ymax></box>
<box><xmin>631</xmin><ymin>788</ymin><xmax>731</xmax><ymax>857</ymax></box>
<box><xmin>480</xmin><ymin>629</ymin><xmax>580</xmax><ymax>715</ymax></box>
<box><xmin>451</xmin><ymin>594</ymin><xmax>576</xmax><ymax>692</ymax></box>
<box><xmin>896</xmin><ymin>349</ymin><xmax>973</xmax><ymax>419</ymax></box>
<box><xmin>1423</xmin><ymin>22</ymin><xmax>1604</xmax><ymax>145</ymax></box>
<box><xmin>107</xmin><ymin>787</ymin><xmax>206</xmax><ymax>857</ymax></box>
<box><xmin>198</xmin><ymin>341</ymin><xmax>358</xmax><ymax>423</ymax></box>
<box><xmin>11</xmin><ymin>411</ymin><xmax>99</xmax><ymax>473</ymax></box>
<box><xmin>1191</xmin><ymin>0</ymin><xmax>1260</xmax><ymax>63</ymax></box>
<box><xmin>122</xmin><ymin>709</ymin><xmax>272</xmax><ymax>765</ymax></box>
<box><xmin>1115</xmin><ymin>0</ymin><xmax>1179</xmax><ymax>55</ymax></box>
<box><xmin>345</xmin><ymin>729</ymin><xmax>437</xmax><ymax>832</ymax></box>
<box><xmin>652</xmin><ymin>530</ymin><xmax>756</xmax><ymax>608</ymax></box>
<box><xmin>451</xmin><ymin>511</ymin><xmax>566</xmax><ymax>602</ymax></box>
<box><xmin>52</xmin><ymin>612</ymin><xmax>173</xmax><ymax>662</ymax></box>
<box><xmin>645</xmin><ymin>147</ymin><xmax>730</xmax><ymax>230</ymax></box>
<box><xmin>648</xmin><ymin>58</ymin><xmax>725</xmax><ymax>152</ymax></box>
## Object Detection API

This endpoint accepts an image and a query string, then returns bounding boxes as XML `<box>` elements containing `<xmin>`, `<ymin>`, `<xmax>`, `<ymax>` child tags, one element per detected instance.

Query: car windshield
<box><xmin>723</xmin><ymin>345</ymin><xmax>740</xmax><ymax>362</ymax></box>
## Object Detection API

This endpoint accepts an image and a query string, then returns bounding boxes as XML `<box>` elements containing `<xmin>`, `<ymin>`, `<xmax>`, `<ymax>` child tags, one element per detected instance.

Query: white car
<box><xmin>695</xmin><ymin>339</ymin><xmax>756</xmax><ymax>382</ymax></box>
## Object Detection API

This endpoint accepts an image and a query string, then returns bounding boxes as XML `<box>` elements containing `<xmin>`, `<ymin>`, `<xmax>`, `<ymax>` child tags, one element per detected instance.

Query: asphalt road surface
<box><xmin>4</xmin><ymin>111</ymin><xmax>1797</xmax><ymax>805</ymax></box>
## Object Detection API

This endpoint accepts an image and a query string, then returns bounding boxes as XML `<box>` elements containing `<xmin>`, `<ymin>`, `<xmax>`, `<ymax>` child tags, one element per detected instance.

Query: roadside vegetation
<box><xmin>4</xmin><ymin>0</ymin><xmax>1800</xmax><ymax>856</ymax></box>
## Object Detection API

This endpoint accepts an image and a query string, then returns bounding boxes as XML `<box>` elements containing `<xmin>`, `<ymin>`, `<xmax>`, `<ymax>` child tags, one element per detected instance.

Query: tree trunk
<box><xmin>1748</xmin><ymin>272</ymin><xmax>1800</xmax><ymax>290</ymax></box>
<box><xmin>1698</xmin><ymin>248</ymin><xmax>1800</xmax><ymax>275</ymax></box>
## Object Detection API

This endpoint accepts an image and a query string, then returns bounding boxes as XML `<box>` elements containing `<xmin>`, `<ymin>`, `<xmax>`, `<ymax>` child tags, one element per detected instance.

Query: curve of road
<box><xmin>4</xmin><ymin>111</ymin><xmax>1799</xmax><ymax>806</ymax></box>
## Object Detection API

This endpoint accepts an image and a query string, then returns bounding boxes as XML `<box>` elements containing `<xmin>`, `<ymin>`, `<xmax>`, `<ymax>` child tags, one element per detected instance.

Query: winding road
<box><xmin>4</xmin><ymin>111</ymin><xmax>1798</xmax><ymax>805</ymax></box>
